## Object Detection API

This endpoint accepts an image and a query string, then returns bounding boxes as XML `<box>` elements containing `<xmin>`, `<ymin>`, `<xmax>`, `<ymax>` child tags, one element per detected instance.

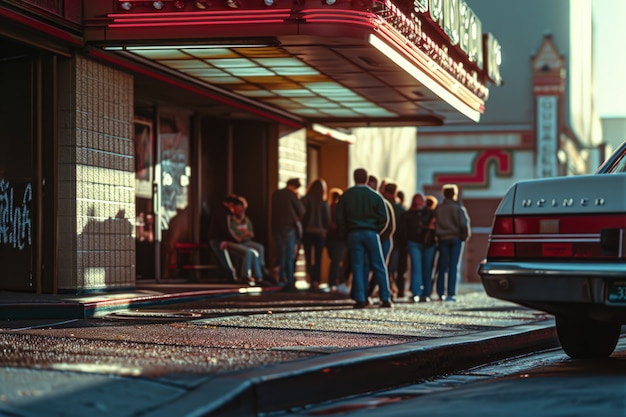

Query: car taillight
<box><xmin>487</xmin><ymin>215</ymin><xmax>515</xmax><ymax>258</ymax></box>
<box><xmin>487</xmin><ymin>242</ymin><xmax>515</xmax><ymax>258</ymax></box>
<box><xmin>492</xmin><ymin>215</ymin><xmax>513</xmax><ymax>234</ymax></box>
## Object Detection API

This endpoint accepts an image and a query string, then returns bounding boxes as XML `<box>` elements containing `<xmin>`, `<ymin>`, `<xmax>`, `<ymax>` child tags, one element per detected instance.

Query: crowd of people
<box><xmin>208</xmin><ymin>167</ymin><xmax>471</xmax><ymax>308</ymax></box>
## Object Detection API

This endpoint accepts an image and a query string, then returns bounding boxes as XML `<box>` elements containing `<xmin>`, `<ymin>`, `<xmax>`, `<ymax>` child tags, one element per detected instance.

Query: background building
<box><xmin>593</xmin><ymin>0</ymin><xmax>626</xmax><ymax>154</ymax></box>
<box><xmin>416</xmin><ymin>0</ymin><xmax>604</xmax><ymax>282</ymax></box>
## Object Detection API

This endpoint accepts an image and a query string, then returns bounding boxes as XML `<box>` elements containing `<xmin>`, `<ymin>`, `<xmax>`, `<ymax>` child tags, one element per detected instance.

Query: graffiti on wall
<box><xmin>0</xmin><ymin>180</ymin><xmax>32</xmax><ymax>250</ymax></box>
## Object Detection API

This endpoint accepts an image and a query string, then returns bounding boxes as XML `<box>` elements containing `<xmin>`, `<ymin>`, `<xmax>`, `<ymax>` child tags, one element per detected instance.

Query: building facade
<box><xmin>0</xmin><ymin>0</ymin><xmax>501</xmax><ymax>293</ymax></box>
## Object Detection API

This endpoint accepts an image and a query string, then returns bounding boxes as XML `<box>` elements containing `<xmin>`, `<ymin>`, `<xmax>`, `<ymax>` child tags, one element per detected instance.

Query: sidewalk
<box><xmin>0</xmin><ymin>282</ymin><xmax>560</xmax><ymax>417</ymax></box>
<box><xmin>0</xmin><ymin>280</ymin><xmax>498</xmax><ymax>320</ymax></box>
<box><xmin>0</xmin><ymin>280</ymin><xmax>271</xmax><ymax>319</ymax></box>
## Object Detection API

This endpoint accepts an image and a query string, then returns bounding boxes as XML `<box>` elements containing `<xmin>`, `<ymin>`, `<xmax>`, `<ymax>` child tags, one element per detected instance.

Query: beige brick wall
<box><xmin>278</xmin><ymin>128</ymin><xmax>307</xmax><ymax>189</ymax></box>
<box><xmin>57</xmin><ymin>56</ymin><xmax>135</xmax><ymax>292</ymax></box>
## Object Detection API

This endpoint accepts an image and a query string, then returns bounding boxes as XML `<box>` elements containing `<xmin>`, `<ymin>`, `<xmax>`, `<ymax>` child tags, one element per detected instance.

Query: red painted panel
<box><xmin>434</xmin><ymin>149</ymin><xmax>511</xmax><ymax>187</ymax></box>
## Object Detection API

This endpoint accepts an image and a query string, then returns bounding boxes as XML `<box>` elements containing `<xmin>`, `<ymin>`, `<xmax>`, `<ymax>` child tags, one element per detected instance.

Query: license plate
<box><xmin>607</xmin><ymin>281</ymin><xmax>626</xmax><ymax>304</ymax></box>
<box><xmin>541</xmin><ymin>243</ymin><xmax>572</xmax><ymax>257</ymax></box>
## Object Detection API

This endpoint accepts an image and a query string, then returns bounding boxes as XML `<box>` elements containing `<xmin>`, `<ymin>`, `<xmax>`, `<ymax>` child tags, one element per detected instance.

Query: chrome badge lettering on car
<box><xmin>521</xmin><ymin>197</ymin><xmax>606</xmax><ymax>208</ymax></box>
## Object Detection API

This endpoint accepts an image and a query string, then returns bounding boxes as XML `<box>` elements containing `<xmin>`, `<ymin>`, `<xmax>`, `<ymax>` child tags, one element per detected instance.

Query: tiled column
<box><xmin>277</xmin><ymin>128</ymin><xmax>307</xmax><ymax>284</ymax></box>
<box><xmin>278</xmin><ymin>128</ymin><xmax>307</xmax><ymax>188</ymax></box>
<box><xmin>57</xmin><ymin>55</ymin><xmax>135</xmax><ymax>293</ymax></box>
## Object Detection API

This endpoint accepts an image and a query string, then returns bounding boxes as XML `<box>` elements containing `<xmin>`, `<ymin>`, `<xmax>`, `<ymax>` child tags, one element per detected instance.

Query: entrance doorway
<box><xmin>134</xmin><ymin>111</ymin><xmax>192</xmax><ymax>280</ymax></box>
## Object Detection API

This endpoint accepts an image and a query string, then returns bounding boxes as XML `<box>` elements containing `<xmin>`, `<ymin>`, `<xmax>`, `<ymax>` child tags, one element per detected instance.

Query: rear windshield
<box><xmin>598</xmin><ymin>141</ymin><xmax>626</xmax><ymax>174</ymax></box>
<box><xmin>607</xmin><ymin>153</ymin><xmax>626</xmax><ymax>174</ymax></box>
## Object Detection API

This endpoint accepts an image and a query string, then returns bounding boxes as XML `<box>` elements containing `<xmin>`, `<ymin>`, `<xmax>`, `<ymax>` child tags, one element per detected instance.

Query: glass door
<box><xmin>134</xmin><ymin>110</ymin><xmax>192</xmax><ymax>281</ymax></box>
<box><xmin>134</xmin><ymin>111</ymin><xmax>192</xmax><ymax>282</ymax></box>
<box><xmin>156</xmin><ymin>112</ymin><xmax>192</xmax><ymax>280</ymax></box>
<box><xmin>134</xmin><ymin>118</ymin><xmax>155</xmax><ymax>279</ymax></box>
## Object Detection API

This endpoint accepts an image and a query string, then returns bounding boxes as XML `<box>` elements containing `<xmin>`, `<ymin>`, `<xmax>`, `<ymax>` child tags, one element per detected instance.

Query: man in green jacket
<box><xmin>335</xmin><ymin>168</ymin><xmax>392</xmax><ymax>308</ymax></box>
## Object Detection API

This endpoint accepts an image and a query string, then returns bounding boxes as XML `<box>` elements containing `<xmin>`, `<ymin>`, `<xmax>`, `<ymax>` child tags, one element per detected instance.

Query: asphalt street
<box><xmin>0</xmin><ymin>283</ymin><xmax>560</xmax><ymax>417</ymax></box>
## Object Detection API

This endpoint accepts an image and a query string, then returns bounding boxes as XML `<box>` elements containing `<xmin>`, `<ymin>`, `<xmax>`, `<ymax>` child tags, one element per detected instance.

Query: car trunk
<box><xmin>486</xmin><ymin>173</ymin><xmax>626</xmax><ymax>260</ymax></box>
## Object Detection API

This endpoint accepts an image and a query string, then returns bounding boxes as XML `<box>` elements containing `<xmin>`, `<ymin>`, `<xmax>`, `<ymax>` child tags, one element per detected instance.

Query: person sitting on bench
<box><xmin>226</xmin><ymin>196</ymin><xmax>268</xmax><ymax>284</ymax></box>
<box><xmin>208</xmin><ymin>194</ymin><xmax>263</xmax><ymax>285</ymax></box>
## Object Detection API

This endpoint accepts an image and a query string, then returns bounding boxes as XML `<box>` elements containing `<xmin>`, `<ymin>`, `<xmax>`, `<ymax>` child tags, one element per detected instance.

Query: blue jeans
<box><xmin>209</xmin><ymin>240</ymin><xmax>237</xmax><ymax>280</ymax></box>
<box><xmin>388</xmin><ymin>245</ymin><xmax>399</xmax><ymax>275</ymax></box>
<box><xmin>381</xmin><ymin>238</ymin><xmax>392</xmax><ymax>263</ymax></box>
<box><xmin>274</xmin><ymin>228</ymin><xmax>297</xmax><ymax>286</ymax></box>
<box><xmin>407</xmin><ymin>241</ymin><xmax>436</xmax><ymax>297</ymax></box>
<box><xmin>303</xmin><ymin>232</ymin><xmax>326</xmax><ymax>285</ymax></box>
<box><xmin>242</xmin><ymin>240</ymin><xmax>265</xmax><ymax>268</ymax></box>
<box><xmin>347</xmin><ymin>230</ymin><xmax>391</xmax><ymax>303</ymax></box>
<box><xmin>367</xmin><ymin>238</ymin><xmax>392</xmax><ymax>296</ymax></box>
<box><xmin>225</xmin><ymin>241</ymin><xmax>263</xmax><ymax>279</ymax></box>
<box><xmin>436</xmin><ymin>238</ymin><xmax>463</xmax><ymax>297</ymax></box>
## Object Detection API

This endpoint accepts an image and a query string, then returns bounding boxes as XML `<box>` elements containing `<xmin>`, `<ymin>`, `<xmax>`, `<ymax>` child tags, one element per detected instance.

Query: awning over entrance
<box><xmin>84</xmin><ymin>0</ymin><xmax>501</xmax><ymax>127</ymax></box>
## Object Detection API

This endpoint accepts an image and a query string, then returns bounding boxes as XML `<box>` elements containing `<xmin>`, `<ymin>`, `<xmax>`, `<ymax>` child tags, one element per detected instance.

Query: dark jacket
<box><xmin>335</xmin><ymin>185</ymin><xmax>389</xmax><ymax>237</ymax></box>
<box><xmin>327</xmin><ymin>200</ymin><xmax>342</xmax><ymax>241</ymax></box>
<box><xmin>208</xmin><ymin>204</ymin><xmax>236</xmax><ymax>242</ymax></box>
<box><xmin>302</xmin><ymin>196</ymin><xmax>330</xmax><ymax>236</ymax></box>
<box><xmin>435</xmin><ymin>199</ymin><xmax>470</xmax><ymax>241</ymax></box>
<box><xmin>399</xmin><ymin>208</ymin><xmax>435</xmax><ymax>246</ymax></box>
<box><xmin>389</xmin><ymin>200</ymin><xmax>406</xmax><ymax>244</ymax></box>
<box><xmin>271</xmin><ymin>187</ymin><xmax>306</xmax><ymax>235</ymax></box>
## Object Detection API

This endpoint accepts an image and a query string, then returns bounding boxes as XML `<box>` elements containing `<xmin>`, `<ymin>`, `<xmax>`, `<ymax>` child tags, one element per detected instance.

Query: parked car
<box><xmin>479</xmin><ymin>141</ymin><xmax>626</xmax><ymax>359</ymax></box>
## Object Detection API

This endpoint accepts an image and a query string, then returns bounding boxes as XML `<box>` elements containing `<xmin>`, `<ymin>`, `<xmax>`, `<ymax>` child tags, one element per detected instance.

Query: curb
<box><xmin>0</xmin><ymin>286</ymin><xmax>283</xmax><ymax>320</ymax></box>
<box><xmin>144</xmin><ymin>320</ymin><xmax>559</xmax><ymax>417</ymax></box>
<box><xmin>82</xmin><ymin>286</ymin><xmax>282</xmax><ymax>318</ymax></box>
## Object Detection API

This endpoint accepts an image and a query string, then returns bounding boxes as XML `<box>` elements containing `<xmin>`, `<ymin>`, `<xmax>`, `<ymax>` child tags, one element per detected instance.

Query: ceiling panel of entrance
<box><xmin>123</xmin><ymin>45</ymin><xmax>401</xmax><ymax>120</ymax></box>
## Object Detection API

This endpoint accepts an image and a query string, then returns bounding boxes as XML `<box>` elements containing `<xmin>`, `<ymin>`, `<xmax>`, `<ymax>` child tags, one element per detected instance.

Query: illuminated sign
<box><xmin>384</xmin><ymin>0</ymin><xmax>504</xmax><ymax>89</ymax></box>
<box><xmin>484</xmin><ymin>32</ymin><xmax>502</xmax><ymax>86</ymax></box>
<box><xmin>413</xmin><ymin>0</ymin><xmax>485</xmax><ymax>70</ymax></box>
<box><xmin>105</xmin><ymin>0</ymin><xmax>502</xmax><ymax>99</ymax></box>
<box><xmin>110</xmin><ymin>0</ymin><xmax>501</xmax><ymax>86</ymax></box>
<box><xmin>536</xmin><ymin>95</ymin><xmax>558</xmax><ymax>178</ymax></box>
<box><xmin>443</xmin><ymin>0</ymin><xmax>459</xmax><ymax>45</ymax></box>
<box><xmin>381</xmin><ymin>0</ymin><xmax>493</xmax><ymax>97</ymax></box>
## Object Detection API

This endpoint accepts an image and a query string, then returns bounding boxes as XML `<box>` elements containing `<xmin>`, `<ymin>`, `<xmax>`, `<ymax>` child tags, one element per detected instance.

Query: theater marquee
<box><xmin>84</xmin><ymin>0</ymin><xmax>502</xmax><ymax>125</ymax></box>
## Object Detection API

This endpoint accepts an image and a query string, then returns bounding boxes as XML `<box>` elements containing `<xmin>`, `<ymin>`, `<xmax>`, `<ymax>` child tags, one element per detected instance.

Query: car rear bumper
<box><xmin>478</xmin><ymin>260</ymin><xmax>626</xmax><ymax>280</ymax></box>
<box><xmin>478</xmin><ymin>260</ymin><xmax>626</xmax><ymax>319</ymax></box>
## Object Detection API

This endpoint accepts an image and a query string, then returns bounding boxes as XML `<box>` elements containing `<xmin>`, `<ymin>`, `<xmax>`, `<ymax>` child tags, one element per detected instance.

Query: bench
<box><xmin>172</xmin><ymin>242</ymin><xmax>237</xmax><ymax>281</ymax></box>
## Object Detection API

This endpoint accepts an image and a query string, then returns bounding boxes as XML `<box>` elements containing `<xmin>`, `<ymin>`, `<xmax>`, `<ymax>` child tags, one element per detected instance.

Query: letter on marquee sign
<box><xmin>459</xmin><ymin>2</ymin><xmax>482</xmax><ymax>69</ymax></box>
<box><xmin>484</xmin><ymin>32</ymin><xmax>502</xmax><ymax>86</ymax></box>
<box><xmin>429</xmin><ymin>0</ymin><xmax>444</xmax><ymax>24</ymax></box>
<box><xmin>414</xmin><ymin>0</ymin><xmax>428</xmax><ymax>12</ymax></box>
<box><xmin>443</xmin><ymin>0</ymin><xmax>460</xmax><ymax>45</ymax></box>
<box><xmin>416</xmin><ymin>0</ymin><xmax>485</xmax><ymax>70</ymax></box>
